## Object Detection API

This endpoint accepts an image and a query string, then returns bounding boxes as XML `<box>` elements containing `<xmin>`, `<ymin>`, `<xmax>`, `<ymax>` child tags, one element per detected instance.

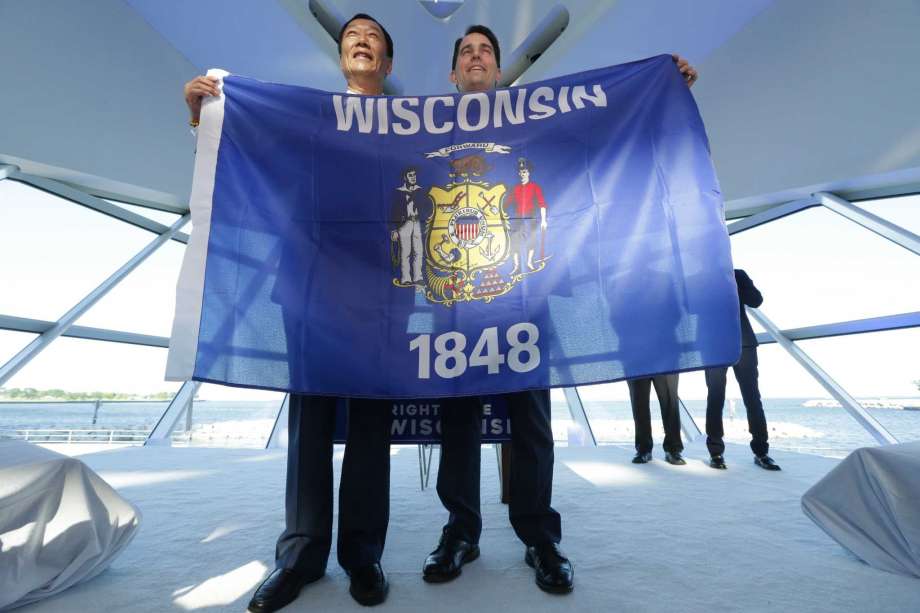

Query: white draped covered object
<box><xmin>0</xmin><ymin>441</ymin><xmax>141</xmax><ymax>610</ymax></box>
<box><xmin>802</xmin><ymin>441</ymin><xmax>920</xmax><ymax>579</ymax></box>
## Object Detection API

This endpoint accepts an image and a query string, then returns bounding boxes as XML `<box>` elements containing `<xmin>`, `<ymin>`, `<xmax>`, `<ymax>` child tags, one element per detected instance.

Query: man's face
<box><xmin>518</xmin><ymin>167</ymin><xmax>530</xmax><ymax>184</ymax></box>
<box><xmin>406</xmin><ymin>170</ymin><xmax>417</xmax><ymax>186</ymax></box>
<box><xmin>450</xmin><ymin>32</ymin><xmax>501</xmax><ymax>93</ymax></box>
<box><xmin>339</xmin><ymin>18</ymin><xmax>392</xmax><ymax>83</ymax></box>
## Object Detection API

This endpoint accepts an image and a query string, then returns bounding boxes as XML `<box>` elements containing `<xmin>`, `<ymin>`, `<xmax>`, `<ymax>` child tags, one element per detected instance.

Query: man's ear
<box><xmin>495</xmin><ymin>68</ymin><xmax>502</xmax><ymax>87</ymax></box>
<box><xmin>384</xmin><ymin>58</ymin><xmax>393</xmax><ymax>77</ymax></box>
<box><xmin>449</xmin><ymin>70</ymin><xmax>458</xmax><ymax>85</ymax></box>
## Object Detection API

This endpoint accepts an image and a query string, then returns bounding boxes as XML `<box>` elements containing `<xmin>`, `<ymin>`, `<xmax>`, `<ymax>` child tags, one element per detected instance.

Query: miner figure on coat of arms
<box><xmin>506</xmin><ymin>157</ymin><xmax>548</xmax><ymax>275</ymax></box>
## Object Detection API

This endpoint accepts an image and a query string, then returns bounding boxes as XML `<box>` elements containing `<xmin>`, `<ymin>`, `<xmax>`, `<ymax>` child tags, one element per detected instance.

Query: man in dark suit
<box><xmin>184</xmin><ymin>13</ymin><xmax>396</xmax><ymax>612</ymax></box>
<box><xmin>422</xmin><ymin>25</ymin><xmax>701</xmax><ymax>594</ymax></box>
<box><xmin>704</xmin><ymin>269</ymin><xmax>781</xmax><ymax>471</ymax></box>
<box><xmin>420</xmin><ymin>25</ymin><xmax>571</xmax><ymax>595</ymax></box>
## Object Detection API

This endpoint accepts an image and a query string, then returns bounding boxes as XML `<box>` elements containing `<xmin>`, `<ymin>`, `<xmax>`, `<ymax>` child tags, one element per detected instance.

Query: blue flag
<box><xmin>166</xmin><ymin>55</ymin><xmax>741</xmax><ymax>398</ymax></box>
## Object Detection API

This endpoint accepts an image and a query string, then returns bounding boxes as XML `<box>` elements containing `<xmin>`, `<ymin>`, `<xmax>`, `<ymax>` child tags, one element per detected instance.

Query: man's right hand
<box><xmin>184</xmin><ymin>76</ymin><xmax>221</xmax><ymax>124</ymax></box>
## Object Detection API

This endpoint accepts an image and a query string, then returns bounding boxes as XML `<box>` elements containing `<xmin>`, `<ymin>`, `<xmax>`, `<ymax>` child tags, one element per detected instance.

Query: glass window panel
<box><xmin>0</xmin><ymin>337</ymin><xmax>179</xmax><ymax>442</ymax></box>
<box><xmin>0</xmin><ymin>181</ymin><xmax>154</xmax><ymax>321</ymax></box>
<box><xmin>106</xmin><ymin>200</ymin><xmax>183</xmax><ymax>227</ymax></box>
<box><xmin>856</xmin><ymin>193</ymin><xmax>920</xmax><ymax>236</ymax></box>
<box><xmin>0</xmin><ymin>329</ymin><xmax>36</xmax><ymax>365</ymax></box>
<box><xmin>582</xmin><ymin>399</ymin><xmax>635</xmax><ymax>447</ymax></box>
<box><xmin>680</xmin><ymin>344</ymin><xmax>877</xmax><ymax>458</ymax></box>
<box><xmin>796</xmin><ymin>328</ymin><xmax>920</xmax><ymax>443</ymax></box>
<box><xmin>75</xmin><ymin>239</ymin><xmax>185</xmax><ymax>337</ymax></box>
<box><xmin>174</xmin><ymin>383</ymin><xmax>283</xmax><ymax>448</ymax></box>
<box><xmin>729</xmin><ymin>206</ymin><xmax>920</xmax><ymax>329</ymax></box>
<box><xmin>549</xmin><ymin>387</ymin><xmax>569</xmax><ymax>442</ymax></box>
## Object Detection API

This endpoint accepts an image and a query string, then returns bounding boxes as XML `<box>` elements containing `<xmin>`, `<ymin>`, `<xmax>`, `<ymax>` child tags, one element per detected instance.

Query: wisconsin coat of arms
<box><xmin>390</xmin><ymin>146</ymin><xmax>549</xmax><ymax>306</ymax></box>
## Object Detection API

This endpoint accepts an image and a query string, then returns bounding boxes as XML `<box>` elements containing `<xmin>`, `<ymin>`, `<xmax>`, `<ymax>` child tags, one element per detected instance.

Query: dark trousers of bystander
<box><xmin>627</xmin><ymin>374</ymin><xmax>683</xmax><ymax>454</ymax></box>
<box><xmin>704</xmin><ymin>346</ymin><xmax>769</xmax><ymax>457</ymax></box>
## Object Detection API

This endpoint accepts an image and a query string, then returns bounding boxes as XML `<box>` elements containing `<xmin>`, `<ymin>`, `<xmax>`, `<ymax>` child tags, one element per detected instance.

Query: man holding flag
<box><xmin>183</xmin><ymin>13</ymin><xmax>397</xmax><ymax>612</ymax></box>
<box><xmin>419</xmin><ymin>26</ymin><xmax>572</xmax><ymax>594</ymax></box>
<box><xmin>421</xmin><ymin>25</ymin><xmax>700</xmax><ymax>595</ymax></box>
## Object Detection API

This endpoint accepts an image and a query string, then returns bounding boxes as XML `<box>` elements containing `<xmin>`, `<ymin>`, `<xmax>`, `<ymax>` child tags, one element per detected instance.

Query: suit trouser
<box><xmin>704</xmin><ymin>346</ymin><xmax>769</xmax><ymax>457</ymax></box>
<box><xmin>275</xmin><ymin>394</ymin><xmax>391</xmax><ymax>574</ymax></box>
<box><xmin>436</xmin><ymin>389</ymin><xmax>562</xmax><ymax>546</ymax></box>
<box><xmin>627</xmin><ymin>374</ymin><xmax>683</xmax><ymax>454</ymax></box>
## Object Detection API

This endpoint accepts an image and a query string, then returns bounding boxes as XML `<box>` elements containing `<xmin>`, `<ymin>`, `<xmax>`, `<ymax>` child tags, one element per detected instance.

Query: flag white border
<box><xmin>165</xmin><ymin>69</ymin><xmax>230</xmax><ymax>381</ymax></box>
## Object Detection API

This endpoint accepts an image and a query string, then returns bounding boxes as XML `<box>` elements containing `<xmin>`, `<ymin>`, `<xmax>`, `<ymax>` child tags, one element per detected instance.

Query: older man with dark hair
<box><xmin>183</xmin><ymin>13</ymin><xmax>395</xmax><ymax>612</ymax></box>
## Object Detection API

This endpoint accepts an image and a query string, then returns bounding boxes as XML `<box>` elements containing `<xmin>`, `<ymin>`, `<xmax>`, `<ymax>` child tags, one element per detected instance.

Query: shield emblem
<box><xmin>426</xmin><ymin>182</ymin><xmax>509</xmax><ymax>274</ymax></box>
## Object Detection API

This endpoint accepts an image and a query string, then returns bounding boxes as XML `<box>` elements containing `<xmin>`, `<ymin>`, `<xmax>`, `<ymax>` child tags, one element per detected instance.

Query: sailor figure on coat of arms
<box><xmin>389</xmin><ymin>167</ymin><xmax>429</xmax><ymax>286</ymax></box>
<box><xmin>389</xmin><ymin>146</ymin><xmax>549</xmax><ymax>306</ymax></box>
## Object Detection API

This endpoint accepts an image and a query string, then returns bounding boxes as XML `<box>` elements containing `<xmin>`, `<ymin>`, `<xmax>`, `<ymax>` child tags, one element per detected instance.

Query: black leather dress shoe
<box><xmin>248</xmin><ymin>568</ymin><xmax>321</xmax><ymax>613</ymax></box>
<box><xmin>348</xmin><ymin>563</ymin><xmax>388</xmax><ymax>606</ymax></box>
<box><xmin>525</xmin><ymin>543</ymin><xmax>574</xmax><ymax>594</ymax></box>
<box><xmin>665</xmin><ymin>451</ymin><xmax>686</xmax><ymax>465</ymax></box>
<box><xmin>755</xmin><ymin>454</ymin><xmax>781</xmax><ymax>471</ymax></box>
<box><xmin>631</xmin><ymin>451</ymin><xmax>652</xmax><ymax>464</ymax></box>
<box><xmin>709</xmin><ymin>455</ymin><xmax>727</xmax><ymax>469</ymax></box>
<box><xmin>423</xmin><ymin>532</ymin><xmax>480</xmax><ymax>583</ymax></box>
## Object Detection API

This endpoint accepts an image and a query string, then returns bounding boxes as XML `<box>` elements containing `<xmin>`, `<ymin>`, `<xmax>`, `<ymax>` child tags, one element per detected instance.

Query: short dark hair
<box><xmin>337</xmin><ymin>13</ymin><xmax>394</xmax><ymax>59</ymax></box>
<box><xmin>517</xmin><ymin>158</ymin><xmax>533</xmax><ymax>172</ymax></box>
<box><xmin>451</xmin><ymin>25</ymin><xmax>501</xmax><ymax>70</ymax></box>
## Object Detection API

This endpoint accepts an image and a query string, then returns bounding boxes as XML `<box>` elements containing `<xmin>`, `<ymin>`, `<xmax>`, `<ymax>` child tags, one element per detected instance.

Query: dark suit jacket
<box><xmin>735</xmin><ymin>269</ymin><xmax>762</xmax><ymax>348</ymax></box>
<box><xmin>389</xmin><ymin>186</ymin><xmax>430</xmax><ymax>230</ymax></box>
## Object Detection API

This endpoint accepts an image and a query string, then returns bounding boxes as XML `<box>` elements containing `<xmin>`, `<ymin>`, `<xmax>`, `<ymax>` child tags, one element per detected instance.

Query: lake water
<box><xmin>1</xmin><ymin>398</ymin><xmax>918</xmax><ymax>458</ymax></box>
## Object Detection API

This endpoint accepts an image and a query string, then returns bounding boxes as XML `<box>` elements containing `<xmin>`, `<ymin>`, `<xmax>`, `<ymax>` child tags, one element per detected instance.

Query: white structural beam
<box><xmin>755</xmin><ymin>311</ymin><xmax>920</xmax><ymax>345</ymax></box>
<box><xmin>145</xmin><ymin>380</ymin><xmax>200</xmax><ymax>446</ymax></box>
<box><xmin>499</xmin><ymin>5</ymin><xmax>570</xmax><ymax>87</ymax></box>
<box><xmin>726</xmin><ymin>196</ymin><xmax>819</xmax><ymax>235</ymax></box>
<box><xmin>0</xmin><ymin>214</ymin><xmax>190</xmax><ymax>387</ymax></box>
<box><xmin>748</xmin><ymin>307</ymin><xmax>898</xmax><ymax>446</ymax></box>
<box><xmin>266</xmin><ymin>394</ymin><xmax>290</xmax><ymax>449</ymax></box>
<box><xmin>0</xmin><ymin>313</ymin><xmax>169</xmax><ymax>348</ymax></box>
<box><xmin>0</xmin><ymin>155</ymin><xmax>189</xmax><ymax>215</ymax></box>
<box><xmin>817</xmin><ymin>191</ymin><xmax>920</xmax><ymax>257</ymax></box>
<box><xmin>724</xmin><ymin>174</ymin><xmax>920</xmax><ymax>221</ymax></box>
<box><xmin>563</xmin><ymin>387</ymin><xmax>597</xmax><ymax>446</ymax></box>
<box><xmin>678</xmin><ymin>398</ymin><xmax>701</xmax><ymax>441</ymax></box>
<box><xmin>11</xmin><ymin>171</ymin><xmax>189</xmax><ymax>244</ymax></box>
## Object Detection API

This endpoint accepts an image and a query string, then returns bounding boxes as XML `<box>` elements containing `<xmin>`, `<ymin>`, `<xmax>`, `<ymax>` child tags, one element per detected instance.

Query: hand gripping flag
<box><xmin>166</xmin><ymin>55</ymin><xmax>741</xmax><ymax>398</ymax></box>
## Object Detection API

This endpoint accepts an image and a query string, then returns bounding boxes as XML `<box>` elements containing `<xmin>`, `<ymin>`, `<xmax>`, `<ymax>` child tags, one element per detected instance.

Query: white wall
<box><xmin>694</xmin><ymin>0</ymin><xmax>920</xmax><ymax>204</ymax></box>
<box><xmin>0</xmin><ymin>0</ymin><xmax>199</xmax><ymax>199</ymax></box>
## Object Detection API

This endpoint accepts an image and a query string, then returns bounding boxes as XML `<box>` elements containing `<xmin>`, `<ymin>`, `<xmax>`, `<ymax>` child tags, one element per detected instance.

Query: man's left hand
<box><xmin>671</xmin><ymin>54</ymin><xmax>699</xmax><ymax>88</ymax></box>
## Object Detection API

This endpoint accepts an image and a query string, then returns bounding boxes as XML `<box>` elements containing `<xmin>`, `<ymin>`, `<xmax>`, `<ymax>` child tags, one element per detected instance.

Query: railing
<box><xmin>0</xmin><ymin>428</ymin><xmax>150</xmax><ymax>443</ymax></box>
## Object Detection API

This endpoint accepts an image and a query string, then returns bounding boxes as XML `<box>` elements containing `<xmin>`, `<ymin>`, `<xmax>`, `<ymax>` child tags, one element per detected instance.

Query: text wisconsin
<box><xmin>333</xmin><ymin>85</ymin><xmax>607</xmax><ymax>135</ymax></box>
